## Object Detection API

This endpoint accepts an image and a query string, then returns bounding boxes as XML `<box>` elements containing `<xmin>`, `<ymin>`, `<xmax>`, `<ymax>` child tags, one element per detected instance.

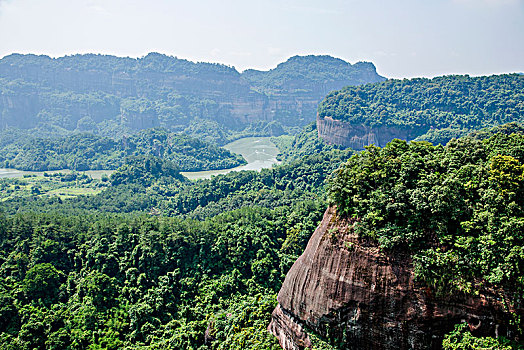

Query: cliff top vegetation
<box><xmin>318</xmin><ymin>74</ymin><xmax>524</xmax><ymax>144</ymax></box>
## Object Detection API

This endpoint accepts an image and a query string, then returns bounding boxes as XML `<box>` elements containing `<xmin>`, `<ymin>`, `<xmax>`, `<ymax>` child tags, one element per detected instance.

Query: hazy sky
<box><xmin>0</xmin><ymin>0</ymin><xmax>523</xmax><ymax>78</ymax></box>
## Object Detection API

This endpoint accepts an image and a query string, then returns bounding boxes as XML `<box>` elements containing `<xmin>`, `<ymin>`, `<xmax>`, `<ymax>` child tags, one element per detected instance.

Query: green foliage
<box><xmin>165</xmin><ymin>149</ymin><xmax>351</xmax><ymax>219</ymax></box>
<box><xmin>328</xmin><ymin>126</ymin><xmax>524</xmax><ymax>296</ymax></box>
<box><xmin>109</xmin><ymin>155</ymin><xmax>186</xmax><ymax>186</ymax></box>
<box><xmin>442</xmin><ymin>323</ymin><xmax>517</xmax><ymax>350</ymax></box>
<box><xmin>273</xmin><ymin>122</ymin><xmax>345</xmax><ymax>162</ymax></box>
<box><xmin>318</xmin><ymin>74</ymin><xmax>524</xmax><ymax>145</ymax></box>
<box><xmin>3</xmin><ymin>114</ymin><xmax>521</xmax><ymax>349</ymax></box>
<box><xmin>0</xmin><ymin>205</ymin><xmax>325</xmax><ymax>348</ymax></box>
<box><xmin>0</xmin><ymin>143</ymin><xmax>350</xmax><ymax>217</ymax></box>
<box><xmin>0</xmin><ymin>128</ymin><xmax>246</xmax><ymax>172</ymax></box>
<box><xmin>0</xmin><ymin>171</ymin><xmax>107</xmax><ymax>203</ymax></box>
<box><xmin>22</xmin><ymin>263</ymin><xmax>64</xmax><ymax>305</ymax></box>
<box><xmin>0</xmin><ymin>130</ymin><xmax>349</xmax><ymax>348</ymax></box>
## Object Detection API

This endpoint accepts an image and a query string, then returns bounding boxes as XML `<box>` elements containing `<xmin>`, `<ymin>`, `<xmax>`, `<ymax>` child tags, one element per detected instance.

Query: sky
<box><xmin>0</xmin><ymin>0</ymin><xmax>523</xmax><ymax>78</ymax></box>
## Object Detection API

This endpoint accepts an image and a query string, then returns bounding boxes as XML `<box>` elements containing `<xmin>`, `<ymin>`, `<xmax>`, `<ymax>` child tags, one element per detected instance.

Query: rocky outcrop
<box><xmin>317</xmin><ymin>116</ymin><xmax>427</xmax><ymax>149</ymax></box>
<box><xmin>270</xmin><ymin>207</ymin><xmax>521</xmax><ymax>349</ymax></box>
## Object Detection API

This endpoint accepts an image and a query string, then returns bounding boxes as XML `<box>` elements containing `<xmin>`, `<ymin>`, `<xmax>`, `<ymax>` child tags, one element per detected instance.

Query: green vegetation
<box><xmin>1</xmin><ymin>146</ymin><xmax>349</xmax><ymax>217</ymax></box>
<box><xmin>1</xmin><ymin>120</ymin><xmax>522</xmax><ymax>349</ymax></box>
<box><xmin>0</xmin><ymin>172</ymin><xmax>108</xmax><ymax>202</ymax></box>
<box><xmin>442</xmin><ymin>323</ymin><xmax>516</xmax><ymax>350</ymax></box>
<box><xmin>243</xmin><ymin>55</ymin><xmax>385</xmax><ymax>95</ymax></box>
<box><xmin>0</xmin><ymin>209</ymin><xmax>289</xmax><ymax>349</ymax></box>
<box><xmin>1</xmin><ymin>61</ymin><xmax>523</xmax><ymax>349</ymax></box>
<box><xmin>272</xmin><ymin>122</ymin><xmax>343</xmax><ymax>163</ymax></box>
<box><xmin>318</xmin><ymin>74</ymin><xmax>524</xmax><ymax>144</ymax></box>
<box><xmin>0</xmin><ymin>129</ymin><xmax>352</xmax><ymax>349</ymax></box>
<box><xmin>328</xmin><ymin>124</ymin><xmax>524</xmax><ymax>347</ymax></box>
<box><xmin>0</xmin><ymin>128</ymin><xmax>246</xmax><ymax>172</ymax></box>
<box><xmin>329</xmin><ymin>125</ymin><xmax>524</xmax><ymax>294</ymax></box>
<box><xmin>0</xmin><ymin>119</ymin><xmax>522</xmax><ymax>348</ymax></box>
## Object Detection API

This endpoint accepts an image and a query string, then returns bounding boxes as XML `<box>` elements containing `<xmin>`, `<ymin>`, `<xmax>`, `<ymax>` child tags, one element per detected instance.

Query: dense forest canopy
<box><xmin>328</xmin><ymin>123</ymin><xmax>524</xmax><ymax>298</ymax></box>
<box><xmin>0</xmin><ymin>126</ymin><xmax>350</xmax><ymax>349</ymax></box>
<box><xmin>0</xmin><ymin>128</ymin><xmax>246</xmax><ymax>172</ymax></box>
<box><xmin>318</xmin><ymin>74</ymin><xmax>524</xmax><ymax>145</ymax></box>
<box><xmin>0</xmin><ymin>121</ymin><xmax>522</xmax><ymax>348</ymax></box>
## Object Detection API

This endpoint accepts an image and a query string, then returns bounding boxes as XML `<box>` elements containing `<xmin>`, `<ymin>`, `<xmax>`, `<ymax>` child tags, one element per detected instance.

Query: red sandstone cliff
<box><xmin>316</xmin><ymin>115</ymin><xmax>426</xmax><ymax>149</ymax></box>
<box><xmin>269</xmin><ymin>207</ymin><xmax>521</xmax><ymax>349</ymax></box>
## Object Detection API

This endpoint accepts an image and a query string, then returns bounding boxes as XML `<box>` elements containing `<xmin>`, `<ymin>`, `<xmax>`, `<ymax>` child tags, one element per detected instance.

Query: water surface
<box><xmin>0</xmin><ymin>137</ymin><xmax>280</xmax><ymax>181</ymax></box>
<box><xmin>181</xmin><ymin>137</ymin><xmax>280</xmax><ymax>180</ymax></box>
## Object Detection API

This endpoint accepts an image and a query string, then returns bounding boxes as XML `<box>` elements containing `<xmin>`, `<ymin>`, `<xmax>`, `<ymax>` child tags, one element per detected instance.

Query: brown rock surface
<box><xmin>317</xmin><ymin>115</ymin><xmax>426</xmax><ymax>149</ymax></box>
<box><xmin>270</xmin><ymin>207</ymin><xmax>520</xmax><ymax>349</ymax></box>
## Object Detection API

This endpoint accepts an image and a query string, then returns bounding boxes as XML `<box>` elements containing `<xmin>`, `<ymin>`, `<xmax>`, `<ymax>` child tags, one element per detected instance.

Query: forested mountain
<box><xmin>329</xmin><ymin>123</ymin><xmax>524</xmax><ymax>294</ymax></box>
<box><xmin>243</xmin><ymin>55</ymin><xmax>384</xmax><ymax>95</ymax></box>
<box><xmin>1</xmin><ymin>49</ymin><xmax>522</xmax><ymax>350</ymax></box>
<box><xmin>0</xmin><ymin>123</ymin><xmax>522</xmax><ymax>349</ymax></box>
<box><xmin>0</xmin><ymin>131</ymin><xmax>352</xmax><ymax>349</ymax></box>
<box><xmin>271</xmin><ymin>123</ymin><xmax>524</xmax><ymax>349</ymax></box>
<box><xmin>0</xmin><ymin>128</ymin><xmax>245</xmax><ymax>172</ymax></box>
<box><xmin>0</xmin><ymin>53</ymin><xmax>384</xmax><ymax>142</ymax></box>
<box><xmin>317</xmin><ymin>74</ymin><xmax>524</xmax><ymax>148</ymax></box>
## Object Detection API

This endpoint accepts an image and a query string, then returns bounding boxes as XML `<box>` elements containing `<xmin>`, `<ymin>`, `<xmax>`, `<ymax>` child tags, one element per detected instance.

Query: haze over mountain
<box><xmin>1</xmin><ymin>0</ymin><xmax>523</xmax><ymax>78</ymax></box>
<box><xmin>0</xmin><ymin>52</ymin><xmax>384</xmax><ymax>142</ymax></box>
<box><xmin>0</xmin><ymin>1</ymin><xmax>523</xmax><ymax>349</ymax></box>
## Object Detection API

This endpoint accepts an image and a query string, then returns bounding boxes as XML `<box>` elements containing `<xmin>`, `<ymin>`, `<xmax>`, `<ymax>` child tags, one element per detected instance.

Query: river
<box><xmin>181</xmin><ymin>137</ymin><xmax>280</xmax><ymax>180</ymax></box>
<box><xmin>0</xmin><ymin>137</ymin><xmax>280</xmax><ymax>181</ymax></box>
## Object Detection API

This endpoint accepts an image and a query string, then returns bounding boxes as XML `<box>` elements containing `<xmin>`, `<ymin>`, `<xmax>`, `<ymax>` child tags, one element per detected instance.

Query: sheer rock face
<box><xmin>270</xmin><ymin>207</ymin><xmax>519</xmax><ymax>350</ymax></box>
<box><xmin>317</xmin><ymin>115</ymin><xmax>426</xmax><ymax>149</ymax></box>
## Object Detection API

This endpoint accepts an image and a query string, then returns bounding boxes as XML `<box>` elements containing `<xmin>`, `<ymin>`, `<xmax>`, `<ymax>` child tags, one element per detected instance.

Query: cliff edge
<box><xmin>316</xmin><ymin>115</ymin><xmax>426</xmax><ymax>149</ymax></box>
<box><xmin>269</xmin><ymin>207</ymin><xmax>520</xmax><ymax>350</ymax></box>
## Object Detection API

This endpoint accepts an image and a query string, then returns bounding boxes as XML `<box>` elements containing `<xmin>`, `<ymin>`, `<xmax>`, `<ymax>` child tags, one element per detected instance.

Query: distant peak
<box><xmin>282</xmin><ymin>54</ymin><xmax>350</xmax><ymax>65</ymax></box>
<box><xmin>142</xmin><ymin>52</ymin><xmax>171</xmax><ymax>59</ymax></box>
<box><xmin>287</xmin><ymin>54</ymin><xmax>344</xmax><ymax>60</ymax></box>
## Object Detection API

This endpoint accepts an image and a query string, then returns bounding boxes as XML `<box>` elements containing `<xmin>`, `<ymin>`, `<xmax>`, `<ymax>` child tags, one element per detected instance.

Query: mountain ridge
<box><xmin>0</xmin><ymin>52</ymin><xmax>385</xmax><ymax>141</ymax></box>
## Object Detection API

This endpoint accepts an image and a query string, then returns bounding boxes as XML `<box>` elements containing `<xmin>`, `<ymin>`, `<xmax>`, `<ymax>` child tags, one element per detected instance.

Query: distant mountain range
<box><xmin>0</xmin><ymin>53</ymin><xmax>385</xmax><ymax>143</ymax></box>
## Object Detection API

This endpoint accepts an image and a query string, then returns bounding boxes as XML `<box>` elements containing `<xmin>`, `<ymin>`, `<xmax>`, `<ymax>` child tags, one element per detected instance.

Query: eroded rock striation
<box><xmin>316</xmin><ymin>115</ymin><xmax>426</xmax><ymax>149</ymax></box>
<box><xmin>270</xmin><ymin>207</ymin><xmax>520</xmax><ymax>349</ymax></box>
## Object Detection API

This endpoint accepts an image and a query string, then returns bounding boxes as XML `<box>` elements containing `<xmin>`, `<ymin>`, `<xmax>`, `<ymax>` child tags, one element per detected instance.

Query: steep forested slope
<box><xmin>317</xmin><ymin>74</ymin><xmax>524</xmax><ymax>148</ymax></box>
<box><xmin>329</xmin><ymin>123</ymin><xmax>524</xmax><ymax>294</ymax></box>
<box><xmin>269</xmin><ymin>124</ymin><xmax>524</xmax><ymax>350</ymax></box>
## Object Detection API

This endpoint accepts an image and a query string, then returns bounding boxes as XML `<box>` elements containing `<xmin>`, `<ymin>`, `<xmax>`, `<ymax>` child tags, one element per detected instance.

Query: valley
<box><xmin>181</xmin><ymin>137</ymin><xmax>280</xmax><ymax>180</ymax></box>
<box><xmin>0</xmin><ymin>53</ymin><xmax>522</xmax><ymax>350</ymax></box>
<box><xmin>0</xmin><ymin>136</ymin><xmax>280</xmax><ymax>181</ymax></box>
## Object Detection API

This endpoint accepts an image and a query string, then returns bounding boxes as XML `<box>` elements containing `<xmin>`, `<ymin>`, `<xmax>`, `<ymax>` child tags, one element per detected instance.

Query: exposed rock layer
<box><xmin>317</xmin><ymin>116</ymin><xmax>427</xmax><ymax>149</ymax></box>
<box><xmin>270</xmin><ymin>207</ymin><xmax>521</xmax><ymax>349</ymax></box>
